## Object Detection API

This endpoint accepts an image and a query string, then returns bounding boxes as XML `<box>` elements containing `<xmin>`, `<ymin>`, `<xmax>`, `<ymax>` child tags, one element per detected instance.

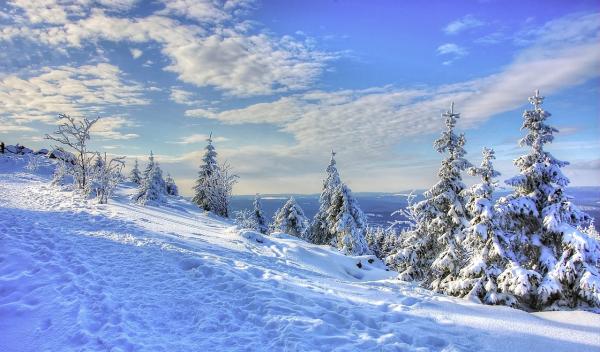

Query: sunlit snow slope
<box><xmin>1</xmin><ymin>155</ymin><xmax>599</xmax><ymax>352</ymax></box>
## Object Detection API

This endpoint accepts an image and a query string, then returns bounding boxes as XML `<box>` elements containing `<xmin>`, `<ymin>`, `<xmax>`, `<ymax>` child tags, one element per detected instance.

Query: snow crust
<box><xmin>1</xmin><ymin>155</ymin><xmax>599</xmax><ymax>352</ymax></box>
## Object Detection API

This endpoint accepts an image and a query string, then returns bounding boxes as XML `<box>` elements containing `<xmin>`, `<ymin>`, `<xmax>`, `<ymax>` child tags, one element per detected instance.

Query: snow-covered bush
<box><xmin>92</xmin><ymin>152</ymin><xmax>125</xmax><ymax>204</ymax></box>
<box><xmin>252</xmin><ymin>194</ymin><xmax>269</xmax><ymax>234</ymax></box>
<box><xmin>272</xmin><ymin>197</ymin><xmax>309</xmax><ymax>239</ymax></box>
<box><xmin>25</xmin><ymin>154</ymin><xmax>42</xmax><ymax>172</ymax></box>
<box><xmin>129</xmin><ymin>158</ymin><xmax>142</xmax><ymax>185</ymax></box>
<box><xmin>234</xmin><ymin>209</ymin><xmax>260</xmax><ymax>231</ymax></box>
<box><xmin>133</xmin><ymin>152</ymin><xmax>167</xmax><ymax>205</ymax></box>
<box><xmin>45</xmin><ymin>114</ymin><xmax>100</xmax><ymax>194</ymax></box>
<box><xmin>165</xmin><ymin>173</ymin><xmax>179</xmax><ymax>196</ymax></box>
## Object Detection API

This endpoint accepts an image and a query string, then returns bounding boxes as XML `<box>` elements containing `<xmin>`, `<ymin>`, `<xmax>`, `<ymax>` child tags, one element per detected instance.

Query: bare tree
<box><xmin>92</xmin><ymin>152</ymin><xmax>125</xmax><ymax>204</ymax></box>
<box><xmin>45</xmin><ymin>114</ymin><xmax>100</xmax><ymax>192</ymax></box>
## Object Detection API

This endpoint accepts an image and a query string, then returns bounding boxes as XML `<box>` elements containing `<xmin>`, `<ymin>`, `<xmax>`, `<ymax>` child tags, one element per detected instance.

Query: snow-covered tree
<box><xmin>252</xmin><ymin>194</ymin><xmax>269</xmax><ymax>234</ymax></box>
<box><xmin>165</xmin><ymin>173</ymin><xmax>179</xmax><ymax>196</ymax></box>
<box><xmin>92</xmin><ymin>152</ymin><xmax>125</xmax><ymax>204</ymax></box>
<box><xmin>388</xmin><ymin>103</ymin><xmax>472</xmax><ymax>291</ymax></box>
<box><xmin>326</xmin><ymin>184</ymin><xmax>371</xmax><ymax>255</ymax></box>
<box><xmin>308</xmin><ymin>151</ymin><xmax>342</xmax><ymax>244</ymax></box>
<box><xmin>45</xmin><ymin>114</ymin><xmax>100</xmax><ymax>193</ymax></box>
<box><xmin>192</xmin><ymin>134</ymin><xmax>219</xmax><ymax>211</ymax></box>
<box><xmin>234</xmin><ymin>209</ymin><xmax>259</xmax><ymax>231</ymax></box>
<box><xmin>197</xmin><ymin>161</ymin><xmax>237</xmax><ymax>217</ymax></box>
<box><xmin>307</xmin><ymin>151</ymin><xmax>370</xmax><ymax>255</ymax></box>
<box><xmin>129</xmin><ymin>159</ymin><xmax>142</xmax><ymax>185</ymax></box>
<box><xmin>133</xmin><ymin>152</ymin><xmax>167</xmax><ymax>205</ymax></box>
<box><xmin>272</xmin><ymin>197</ymin><xmax>309</xmax><ymax>239</ymax></box>
<box><xmin>446</xmin><ymin>148</ymin><xmax>516</xmax><ymax>305</ymax></box>
<box><xmin>367</xmin><ymin>226</ymin><xmax>401</xmax><ymax>260</ymax></box>
<box><xmin>497</xmin><ymin>91</ymin><xmax>597</xmax><ymax>309</ymax></box>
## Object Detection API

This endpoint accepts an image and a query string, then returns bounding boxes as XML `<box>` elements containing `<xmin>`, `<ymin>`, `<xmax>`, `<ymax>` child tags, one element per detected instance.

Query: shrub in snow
<box><xmin>366</xmin><ymin>226</ymin><xmax>401</xmax><ymax>260</ymax></box>
<box><xmin>45</xmin><ymin>114</ymin><xmax>100</xmax><ymax>194</ymax></box>
<box><xmin>253</xmin><ymin>194</ymin><xmax>269</xmax><ymax>234</ymax></box>
<box><xmin>165</xmin><ymin>173</ymin><xmax>179</xmax><ymax>196</ymax></box>
<box><xmin>129</xmin><ymin>158</ymin><xmax>142</xmax><ymax>185</ymax></box>
<box><xmin>446</xmin><ymin>148</ymin><xmax>516</xmax><ymax>305</ymax></box>
<box><xmin>234</xmin><ymin>209</ymin><xmax>260</xmax><ymax>231</ymax></box>
<box><xmin>192</xmin><ymin>135</ymin><xmax>237</xmax><ymax>217</ymax></box>
<box><xmin>133</xmin><ymin>152</ymin><xmax>167</xmax><ymax>205</ymax></box>
<box><xmin>92</xmin><ymin>152</ymin><xmax>125</xmax><ymax>204</ymax></box>
<box><xmin>496</xmin><ymin>91</ymin><xmax>598</xmax><ymax>310</ymax></box>
<box><xmin>25</xmin><ymin>154</ymin><xmax>42</xmax><ymax>172</ymax></box>
<box><xmin>272</xmin><ymin>197</ymin><xmax>309</xmax><ymax>239</ymax></box>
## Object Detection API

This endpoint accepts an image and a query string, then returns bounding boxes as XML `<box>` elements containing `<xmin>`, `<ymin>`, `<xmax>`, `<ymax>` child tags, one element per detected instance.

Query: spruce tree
<box><xmin>192</xmin><ymin>133</ymin><xmax>219</xmax><ymax>211</ymax></box>
<box><xmin>497</xmin><ymin>91</ymin><xmax>598</xmax><ymax>309</ymax></box>
<box><xmin>448</xmin><ymin>148</ymin><xmax>516</xmax><ymax>305</ymax></box>
<box><xmin>388</xmin><ymin>103</ymin><xmax>471</xmax><ymax>291</ymax></box>
<box><xmin>133</xmin><ymin>152</ymin><xmax>167</xmax><ymax>205</ymax></box>
<box><xmin>253</xmin><ymin>194</ymin><xmax>269</xmax><ymax>234</ymax></box>
<box><xmin>308</xmin><ymin>151</ymin><xmax>342</xmax><ymax>244</ymax></box>
<box><xmin>129</xmin><ymin>158</ymin><xmax>141</xmax><ymax>185</ymax></box>
<box><xmin>272</xmin><ymin>197</ymin><xmax>309</xmax><ymax>239</ymax></box>
<box><xmin>327</xmin><ymin>184</ymin><xmax>370</xmax><ymax>255</ymax></box>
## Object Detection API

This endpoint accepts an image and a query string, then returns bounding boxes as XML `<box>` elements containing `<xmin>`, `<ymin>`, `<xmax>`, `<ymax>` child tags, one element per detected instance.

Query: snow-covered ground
<box><xmin>1</xmin><ymin>155</ymin><xmax>599</xmax><ymax>352</ymax></box>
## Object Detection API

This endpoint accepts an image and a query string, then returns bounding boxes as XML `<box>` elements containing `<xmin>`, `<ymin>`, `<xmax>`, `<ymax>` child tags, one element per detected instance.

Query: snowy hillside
<box><xmin>1</xmin><ymin>155</ymin><xmax>599</xmax><ymax>352</ymax></box>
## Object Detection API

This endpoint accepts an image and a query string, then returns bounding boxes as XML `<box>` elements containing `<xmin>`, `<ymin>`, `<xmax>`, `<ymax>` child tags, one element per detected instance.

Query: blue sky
<box><xmin>0</xmin><ymin>0</ymin><xmax>598</xmax><ymax>195</ymax></box>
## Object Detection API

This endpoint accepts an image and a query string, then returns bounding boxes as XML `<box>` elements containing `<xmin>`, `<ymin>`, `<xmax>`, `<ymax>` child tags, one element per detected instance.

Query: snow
<box><xmin>1</xmin><ymin>154</ymin><xmax>599</xmax><ymax>352</ymax></box>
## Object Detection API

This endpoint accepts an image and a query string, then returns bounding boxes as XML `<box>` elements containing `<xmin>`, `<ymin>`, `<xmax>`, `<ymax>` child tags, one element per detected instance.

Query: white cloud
<box><xmin>169</xmin><ymin>87</ymin><xmax>199</xmax><ymax>105</ymax></box>
<box><xmin>0</xmin><ymin>63</ymin><xmax>148</xmax><ymax>137</ymax></box>
<box><xmin>1</xmin><ymin>3</ymin><xmax>334</xmax><ymax>97</ymax></box>
<box><xmin>444</xmin><ymin>15</ymin><xmax>484</xmax><ymax>35</ymax></box>
<box><xmin>184</xmin><ymin>12</ymin><xmax>600</xmax><ymax>179</ymax></box>
<box><xmin>169</xmin><ymin>133</ymin><xmax>228</xmax><ymax>145</ymax></box>
<box><xmin>130</xmin><ymin>48</ymin><xmax>142</xmax><ymax>59</ymax></box>
<box><xmin>437</xmin><ymin>43</ymin><xmax>468</xmax><ymax>64</ymax></box>
<box><xmin>91</xmin><ymin>115</ymin><xmax>139</xmax><ymax>140</ymax></box>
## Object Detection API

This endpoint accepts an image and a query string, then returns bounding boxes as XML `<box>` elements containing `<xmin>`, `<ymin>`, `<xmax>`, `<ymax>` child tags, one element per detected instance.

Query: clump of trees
<box><xmin>383</xmin><ymin>91</ymin><xmax>599</xmax><ymax>311</ymax></box>
<box><xmin>45</xmin><ymin>114</ymin><xmax>124</xmax><ymax>204</ymax></box>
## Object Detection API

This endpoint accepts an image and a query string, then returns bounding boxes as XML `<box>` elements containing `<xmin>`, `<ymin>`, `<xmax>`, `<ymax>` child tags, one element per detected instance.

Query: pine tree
<box><xmin>447</xmin><ymin>148</ymin><xmax>516</xmax><ymax>305</ymax></box>
<box><xmin>133</xmin><ymin>152</ymin><xmax>167</xmax><ymax>205</ymax></box>
<box><xmin>192</xmin><ymin>133</ymin><xmax>221</xmax><ymax>212</ymax></box>
<box><xmin>388</xmin><ymin>103</ymin><xmax>472</xmax><ymax>291</ymax></box>
<box><xmin>272</xmin><ymin>197</ymin><xmax>309</xmax><ymax>239</ymax></box>
<box><xmin>327</xmin><ymin>184</ymin><xmax>370</xmax><ymax>255</ymax></box>
<box><xmin>497</xmin><ymin>90</ymin><xmax>598</xmax><ymax>309</ymax></box>
<box><xmin>252</xmin><ymin>194</ymin><xmax>269</xmax><ymax>234</ymax></box>
<box><xmin>165</xmin><ymin>173</ymin><xmax>179</xmax><ymax>196</ymax></box>
<box><xmin>129</xmin><ymin>158</ymin><xmax>141</xmax><ymax>185</ymax></box>
<box><xmin>308</xmin><ymin>151</ymin><xmax>342</xmax><ymax>244</ymax></box>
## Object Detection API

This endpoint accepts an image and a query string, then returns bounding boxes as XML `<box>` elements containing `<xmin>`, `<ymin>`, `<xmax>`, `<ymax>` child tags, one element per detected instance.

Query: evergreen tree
<box><xmin>327</xmin><ymin>184</ymin><xmax>370</xmax><ymax>255</ymax></box>
<box><xmin>129</xmin><ymin>158</ymin><xmax>141</xmax><ymax>185</ymax></box>
<box><xmin>192</xmin><ymin>134</ymin><xmax>223</xmax><ymax>213</ymax></box>
<box><xmin>447</xmin><ymin>148</ymin><xmax>516</xmax><ymax>305</ymax></box>
<box><xmin>308</xmin><ymin>151</ymin><xmax>342</xmax><ymax>244</ymax></box>
<box><xmin>165</xmin><ymin>173</ymin><xmax>179</xmax><ymax>196</ymax></box>
<box><xmin>252</xmin><ymin>194</ymin><xmax>269</xmax><ymax>234</ymax></box>
<box><xmin>272</xmin><ymin>197</ymin><xmax>309</xmax><ymax>239</ymax></box>
<box><xmin>134</xmin><ymin>152</ymin><xmax>167</xmax><ymax>205</ymax></box>
<box><xmin>497</xmin><ymin>91</ymin><xmax>598</xmax><ymax>309</ymax></box>
<box><xmin>388</xmin><ymin>103</ymin><xmax>472</xmax><ymax>291</ymax></box>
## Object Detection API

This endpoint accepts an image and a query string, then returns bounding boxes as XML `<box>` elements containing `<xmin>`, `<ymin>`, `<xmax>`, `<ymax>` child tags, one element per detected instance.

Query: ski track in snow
<box><xmin>1</xmin><ymin>157</ymin><xmax>599</xmax><ymax>352</ymax></box>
